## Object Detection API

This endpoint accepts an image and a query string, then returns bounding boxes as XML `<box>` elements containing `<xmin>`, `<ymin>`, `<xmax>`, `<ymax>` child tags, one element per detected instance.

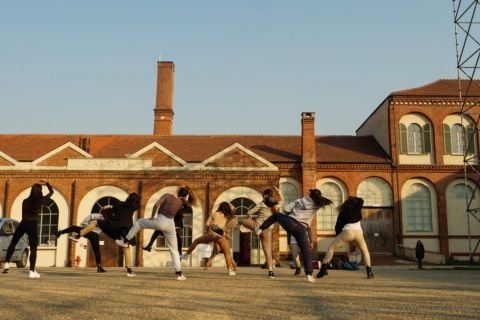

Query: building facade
<box><xmin>0</xmin><ymin>62</ymin><xmax>478</xmax><ymax>268</ymax></box>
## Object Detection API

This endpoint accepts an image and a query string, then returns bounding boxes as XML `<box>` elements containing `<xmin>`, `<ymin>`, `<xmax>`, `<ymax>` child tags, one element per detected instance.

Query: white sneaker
<box><xmin>307</xmin><ymin>275</ymin><xmax>315</xmax><ymax>283</ymax></box>
<box><xmin>115</xmin><ymin>239</ymin><xmax>129</xmax><ymax>248</ymax></box>
<box><xmin>2</xmin><ymin>262</ymin><xmax>10</xmax><ymax>274</ymax></box>
<box><xmin>126</xmin><ymin>268</ymin><xmax>136</xmax><ymax>277</ymax></box>
<box><xmin>228</xmin><ymin>269</ymin><xmax>236</xmax><ymax>276</ymax></box>
<box><xmin>180</xmin><ymin>253</ymin><xmax>190</xmax><ymax>260</ymax></box>
<box><xmin>176</xmin><ymin>274</ymin><xmax>187</xmax><ymax>281</ymax></box>
<box><xmin>68</xmin><ymin>236</ymin><xmax>79</xmax><ymax>242</ymax></box>
<box><xmin>29</xmin><ymin>270</ymin><xmax>41</xmax><ymax>278</ymax></box>
<box><xmin>254</xmin><ymin>228</ymin><xmax>262</xmax><ymax>236</ymax></box>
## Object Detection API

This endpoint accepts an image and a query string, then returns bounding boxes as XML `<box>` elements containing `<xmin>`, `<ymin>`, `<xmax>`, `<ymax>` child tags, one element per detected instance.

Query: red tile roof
<box><xmin>0</xmin><ymin>134</ymin><xmax>390</xmax><ymax>164</ymax></box>
<box><xmin>391</xmin><ymin>79</ymin><xmax>480</xmax><ymax>97</ymax></box>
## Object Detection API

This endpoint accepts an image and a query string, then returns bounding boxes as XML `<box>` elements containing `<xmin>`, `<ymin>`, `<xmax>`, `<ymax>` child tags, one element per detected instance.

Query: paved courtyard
<box><xmin>1</xmin><ymin>265</ymin><xmax>479</xmax><ymax>320</ymax></box>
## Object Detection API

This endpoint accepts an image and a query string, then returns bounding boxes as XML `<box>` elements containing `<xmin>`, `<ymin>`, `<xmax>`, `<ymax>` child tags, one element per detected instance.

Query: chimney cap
<box><xmin>302</xmin><ymin>112</ymin><xmax>315</xmax><ymax>119</ymax></box>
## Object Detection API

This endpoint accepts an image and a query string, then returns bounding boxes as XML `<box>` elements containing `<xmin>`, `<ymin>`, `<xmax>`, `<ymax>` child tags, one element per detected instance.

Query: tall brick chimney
<box><xmin>153</xmin><ymin>61</ymin><xmax>175</xmax><ymax>135</ymax></box>
<box><xmin>301</xmin><ymin>112</ymin><xmax>317</xmax><ymax>195</ymax></box>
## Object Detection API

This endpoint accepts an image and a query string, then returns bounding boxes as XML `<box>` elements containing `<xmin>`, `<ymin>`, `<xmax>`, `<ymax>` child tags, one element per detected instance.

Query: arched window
<box><xmin>280</xmin><ymin>182</ymin><xmax>299</xmax><ymax>210</ymax></box>
<box><xmin>38</xmin><ymin>199</ymin><xmax>59</xmax><ymax>247</ymax></box>
<box><xmin>407</xmin><ymin>123</ymin><xmax>423</xmax><ymax>154</ymax></box>
<box><xmin>231</xmin><ymin>197</ymin><xmax>256</xmax><ymax>215</ymax></box>
<box><xmin>451</xmin><ymin>183</ymin><xmax>474</xmax><ymax>200</ymax></box>
<box><xmin>357</xmin><ymin>177</ymin><xmax>392</xmax><ymax>207</ymax></box>
<box><xmin>91</xmin><ymin>196</ymin><xmax>119</xmax><ymax>214</ymax></box>
<box><xmin>405</xmin><ymin>184</ymin><xmax>432</xmax><ymax>232</ymax></box>
<box><xmin>318</xmin><ymin>182</ymin><xmax>343</xmax><ymax>231</ymax></box>
<box><xmin>155</xmin><ymin>204</ymin><xmax>193</xmax><ymax>248</ymax></box>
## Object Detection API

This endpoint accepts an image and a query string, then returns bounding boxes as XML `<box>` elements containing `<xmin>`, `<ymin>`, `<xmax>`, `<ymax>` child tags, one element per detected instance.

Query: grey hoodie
<box><xmin>283</xmin><ymin>196</ymin><xmax>320</xmax><ymax>228</ymax></box>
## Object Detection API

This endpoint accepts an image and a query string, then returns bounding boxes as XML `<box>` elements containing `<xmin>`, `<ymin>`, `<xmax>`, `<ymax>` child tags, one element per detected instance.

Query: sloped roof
<box><xmin>0</xmin><ymin>134</ymin><xmax>390</xmax><ymax>164</ymax></box>
<box><xmin>391</xmin><ymin>79</ymin><xmax>480</xmax><ymax>97</ymax></box>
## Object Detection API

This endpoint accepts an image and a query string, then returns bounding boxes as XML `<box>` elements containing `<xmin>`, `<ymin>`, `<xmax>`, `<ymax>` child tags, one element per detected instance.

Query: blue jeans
<box><xmin>260</xmin><ymin>214</ymin><xmax>314</xmax><ymax>276</ymax></box>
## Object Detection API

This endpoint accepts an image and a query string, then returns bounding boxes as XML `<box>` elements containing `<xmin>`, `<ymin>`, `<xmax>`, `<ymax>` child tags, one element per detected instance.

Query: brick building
<box><xmin>0</xmin><ymin>62</ymin><xmax>478</xmax><ymax>268</ymax></box>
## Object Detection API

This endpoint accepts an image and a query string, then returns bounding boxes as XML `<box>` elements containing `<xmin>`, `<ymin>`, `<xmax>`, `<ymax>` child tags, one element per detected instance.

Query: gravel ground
<box><xmin>0</xmin><ymin>266</ymin><xmax>479</xmax><ymax>320</ymax></box>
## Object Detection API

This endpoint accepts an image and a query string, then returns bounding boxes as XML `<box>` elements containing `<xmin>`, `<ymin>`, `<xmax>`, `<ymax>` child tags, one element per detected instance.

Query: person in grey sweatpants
<box><xmin>116</xmin><ymin>186</ymin><xmax>196</xmax><ymax>281</ymax></box>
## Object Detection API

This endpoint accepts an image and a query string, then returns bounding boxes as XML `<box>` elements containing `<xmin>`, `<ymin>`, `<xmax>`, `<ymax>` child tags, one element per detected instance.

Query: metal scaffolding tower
<box><xmin>453</xmin><ymin>0</ymin><xmax>480</xmax><ymax>262</ymax></box>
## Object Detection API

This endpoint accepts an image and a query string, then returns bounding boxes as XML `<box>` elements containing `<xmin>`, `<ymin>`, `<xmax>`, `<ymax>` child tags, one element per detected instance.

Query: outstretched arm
<box><xmin>40</xmin><ymin>180</ymin><xmax>54</xmax><ymax>199</ymax></box>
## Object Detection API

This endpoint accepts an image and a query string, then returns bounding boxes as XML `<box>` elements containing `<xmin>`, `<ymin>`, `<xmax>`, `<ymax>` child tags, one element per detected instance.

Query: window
<box><xmin>451</xmin><ymin>183</ymin><xmax>474</xmax><ymax>200</ymax></box>
<box><xmin>407</xmin><ymin>124</ymin><xmax>423</xmax><ymax>154</ymax></box>
<box><xmin>91</xmin><ymin>196</ymin><xmax>119</xmax><ymax>214</ymax></box>
<box><xmin>357</xmin><ymin>177</ymin><xmax>392</xmax><ymax>207</ymax></box>
<box><xmin>38</xmin><ymin>199</ymin><xmax>59</xmax><ymax>247</ymax></box>
<box><xmin>451</xmin><ymin>124</ymin><xmax>464</xmax><ymax>155</ymax></box>
<box><xmin>231</xmin><ymin>197</ymin><xmax>256</xmax><ymax>215</ymax></box>
<box><xmin>400</xmin><ymin>121</ymin><xmax>431</xmax><ymax>155</ymax></box>
<box><xmin>405</xmin><ymin>184</ymin><xmax>432</xmax><ymax>232</ymax></box>
<box><xmin>318</xmin><ymin>182</ymin><xmax>343</xmax><ymax>231</ymax></box>
<box><xmin>444</xmin><ymin>121</ymin><xmax>476</xmax><ymax>155</ymax></box>
<box><xmin>280</xmin><ymin>182</ymin><xmax>299</xmax><ymax>211</ymax></box>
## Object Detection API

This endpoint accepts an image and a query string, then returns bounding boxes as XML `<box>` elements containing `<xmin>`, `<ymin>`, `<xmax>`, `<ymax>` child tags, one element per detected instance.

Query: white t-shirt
<box><xmin>342</xmin><ymin>221</ymin><xmax>362</xmax><ymax>231</ymax></box>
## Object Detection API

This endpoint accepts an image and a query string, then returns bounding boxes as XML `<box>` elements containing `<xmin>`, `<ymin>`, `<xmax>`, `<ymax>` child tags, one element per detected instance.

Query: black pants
<box><xmin>60</xmin><ymin>226</ymin><xmax>101</xmax><ymax>265</ymax></box>
<box><xmin>5</xmin><ymin>219</ymin><xmax>38</xmax><ymax>271</ymax></box>
<box><xmin>146</xmin><ymin>230</ymin><xmax>182</xmax><ymax>254</ymax></box>
<box><xmin>260</xmin><ymin>214</ymin><xmax>313</xmax><ymax>275</ymax></box>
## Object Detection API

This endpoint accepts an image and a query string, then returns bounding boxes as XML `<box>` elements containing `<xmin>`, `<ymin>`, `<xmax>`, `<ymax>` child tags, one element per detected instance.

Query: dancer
<box><xmin>143</xmin><ymin>204</ymin><xmax>188</xmax><ymax>254</ymax></box>
<box><xmin>255</xmin><ymin>188</ymin><xmax>332</xmax><ymax>283</ymax></box>
<box><xmin>2</xmin><ymin>180</ymin><xmax>54</xmax><ymax>278</ymax></box>
<box><xmin>116</xmin><ymin>186</ymin><xmax>196</xmax><ymax>281</ymax></box>
<box><xmin>181</xmin><ymin>202</ymin><xmax>237</xmax><ymax>275</ymax></box>
<box><xmin>238</xmin><ymin>187</ymin><xmax>281</xmax><ymax>278</ymax></box>
<box><xmin>75</xmin><ymin>192</ymin><xmax>140</xmax><ymax>277</ymax></box>
<box><xmin>56</xmin><ymin>212</ymin><xmax>106</xmax><ymax>273</ymax></box>
<box><xmin>316</xmin><ymin>196</ymin><xmax>374</xmax><ymax>279</ymax></box>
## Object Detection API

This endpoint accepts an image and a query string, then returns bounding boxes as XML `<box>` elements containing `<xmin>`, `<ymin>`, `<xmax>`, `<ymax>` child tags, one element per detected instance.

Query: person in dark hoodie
<box><xmin>74</xmin><ymin>192</ymin><xmax>140</xmax><ymax>277</ymax></box>
<box><xmin>255</xmin><ymin>188</ymin><xmax>332</xmax><ymax>283</ymax></box>
<box><xmin>2</xmin><ymin>180</ymin><xmax>54</xmax><ymax>278</ymax></box>
<box><xmin>415</xmin><ymin>240</ymin><xmax>425</xmax><ymax>269</ymax></box>
<box><xmin>316</xmin><ymin>196</ymin><xmax>374</xmax><ymax>279</ymax></box>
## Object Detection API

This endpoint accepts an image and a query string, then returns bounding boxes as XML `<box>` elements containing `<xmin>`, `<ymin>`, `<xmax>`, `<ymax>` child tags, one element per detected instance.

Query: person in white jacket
<box><xmin>256</xmin><ymin>188</ymin><xmax>332</xmax><ymax>283</ymax></box>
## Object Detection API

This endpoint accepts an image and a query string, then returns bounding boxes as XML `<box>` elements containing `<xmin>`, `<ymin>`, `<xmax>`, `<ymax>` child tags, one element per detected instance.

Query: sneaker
<box><xmin>68</xmin><ymin>235</ymin><xmax>79</xmax><ymax>242</ymax></box>
<box><xmin>176</xmin><ymin>274</ymin><xmax>187</xmax><ymax>281</ymax></box>
<box><xmin>268</xmin><ymin>271</ymin><xmax>275</xmax><ymax>279</ymax></box>
<box><xmin>97</xmin><ymin>265</ymin><xmax>106</xmax><ymax>273</ymax></box>
<box><xmin>180</xmin><ymin>253</ymin><xmax>190</xmax><ymax>260</ymax></box>
<box><xmin>143</xmin><ymin>246</ymin><xmax>152</xmax><ymax>252</ymax></box>
<box><xmin>29</xmin><ymin>270</ymin><xmax>41</xmax><ymax>278</ymax></box>
<box><xmin>307</xmin><ymin>275</ymin><xmax>315</xmax><ymax>283</ymax></box>
<box><xmin>228</xmin><ymin>269</ymin><xmax>236</xmax><ymax>276</ymax></box>
<box><xmin>254</xmin><ymin>228</ymin><xmax>262</xmax><ymax>236</ymax></box>
<box><xmin>2</xmin><ymin>262</ymin><xmax>10</xmax><ymax>274</ymax></box>
<box><xmin>55</xmin><ymin>230</ymin><xmax>62</xmax><ymax>238</ymax></box>
<box><xmin>115</xmin><ymin>239</ymin><xmax>129</xmax><ymax>248</ymax></box>
<box><xmin>126</xmin><ymin>268</ymin><xmax>136</xmax><ymax>277</ymax></box>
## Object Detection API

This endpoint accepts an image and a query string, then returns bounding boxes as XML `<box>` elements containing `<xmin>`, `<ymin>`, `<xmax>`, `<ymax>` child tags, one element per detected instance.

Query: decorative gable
<box><xmin>33</xmin><ymin>142</ymin><xmax>92</xmax><ymax>167</ymax></box>
<box><xmin>129</xmin><ymin>142</ymin><xmax>186</xmax><ymax>168</ymax></box>
<box><xmin>201</xmin><ymin>143</ymin><xmax>277</xmax><ymax>171</ymax></box>
<box><xmin>0</xmin><ymin>150</ymin><xmax>17</xmax><ymax>166</ymax></box>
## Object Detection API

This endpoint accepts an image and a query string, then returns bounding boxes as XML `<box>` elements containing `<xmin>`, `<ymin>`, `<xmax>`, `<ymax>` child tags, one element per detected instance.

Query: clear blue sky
<box><xmin>0</xmin><ymin>1</ymin><xmax>457</xmax><ymax>136</ymax></box>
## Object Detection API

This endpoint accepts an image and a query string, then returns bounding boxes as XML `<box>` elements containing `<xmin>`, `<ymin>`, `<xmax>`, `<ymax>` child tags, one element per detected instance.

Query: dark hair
<box><xmin>125</xmin><ymin>192</ymin><xmax>140</xmax><ymax>210</ymax></box>
<box><xmin>28</xmin><ymin>183</ymin><xmax>45</xmax><ymax>213</ymax></box>
<box><xmin>177</xmin><ymin>186</ymin><xmax>197</xmax><ymax>206</ymax></box>
<box><xmin>309</xmin><ymin>188</ymin><xmax>333</xmax><ymax>208</ymax></box>
<box><xmin>217</xmin><ymin>202</ymin><xmax>233</xmax><ymax>217</ymax></box>
<box><xmin>337</xmin><ymin>196</ymin><xmax>363</xmax><ymax>216</ymax></box>
<box><xmin>263</xmin><ymin>188</ymin><xmax>279</xmax><ymax>208</ymax></box>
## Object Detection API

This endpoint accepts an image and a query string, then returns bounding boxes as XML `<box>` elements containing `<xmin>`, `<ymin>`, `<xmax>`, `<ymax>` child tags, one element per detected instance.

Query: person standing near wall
<box><xmin>2</xmin><ymin>180</ymin><xmax>54</xmax><ymax>278</ymax></box>
<box><xmin>415</xmin><ymin>240</ymin><xmax>425</xmax><ymax>269</ymax></box>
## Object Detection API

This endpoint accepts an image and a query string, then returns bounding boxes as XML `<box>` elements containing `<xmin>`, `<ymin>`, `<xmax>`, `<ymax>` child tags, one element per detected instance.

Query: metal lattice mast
<box><xmin>453</xmin><ymin>0</ymin><xmax>480</xmax><ymax>263</ymax></box>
